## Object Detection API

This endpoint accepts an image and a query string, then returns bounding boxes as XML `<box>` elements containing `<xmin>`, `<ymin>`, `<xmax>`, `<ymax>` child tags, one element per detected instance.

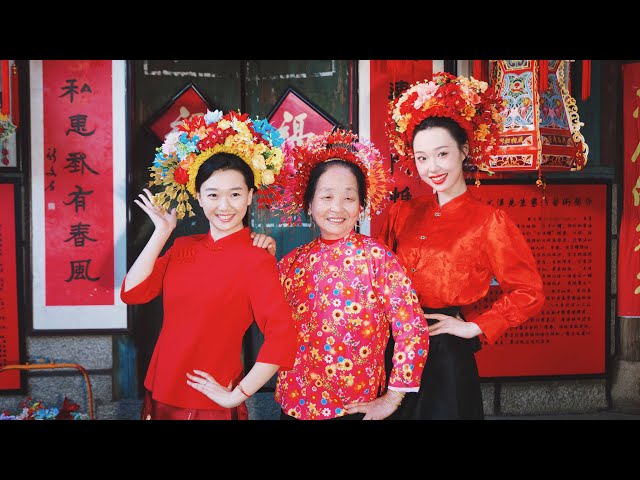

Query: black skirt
<box><xmin>385</xmin><ymin>306</ymin><xmax>484</xmax><ymax>420</ymax></box>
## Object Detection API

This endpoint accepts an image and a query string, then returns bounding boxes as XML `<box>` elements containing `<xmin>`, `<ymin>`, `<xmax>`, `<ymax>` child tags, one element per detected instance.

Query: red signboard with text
<box><xmin>268</xmin><ymin>87</ymin><xmax>338</xmax><ymax>146</ymax></box>
<box><xmin>42</xmin><ymin>60</ymin><xmax>114</xmax><ymax>306</ymax></box>
<box><xmin>0</xmin><ymin>183</ymin><xmax>21</xmax><ymax>389</ymax></box>
<box><xmin>468</xmin><ymin>183</ymin><xmax>607</xmax><ymax>377</ymax></box>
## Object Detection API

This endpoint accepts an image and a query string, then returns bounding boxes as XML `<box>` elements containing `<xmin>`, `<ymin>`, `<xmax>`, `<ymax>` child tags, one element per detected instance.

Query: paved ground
<box><xmin>94</xmin><ymin>393</ymin><xmax>640</xmax><ymax>420</ymax></box>
<box><xmin>487</xmin><ymin>411</ymin><xmax>640</xmax><ymax>420</ymax></box>
<box><xmin>246</xmin><ymin>392</ymin><xmax>640</xmax><ymax>420</ymax></box>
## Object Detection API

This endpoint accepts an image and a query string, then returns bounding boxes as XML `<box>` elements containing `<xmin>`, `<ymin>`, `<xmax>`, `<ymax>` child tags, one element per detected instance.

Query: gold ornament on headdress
<box><xmin>149</xmin><ymin>110</ymin><xmax>285</xmax><ymax>219</ymax></box>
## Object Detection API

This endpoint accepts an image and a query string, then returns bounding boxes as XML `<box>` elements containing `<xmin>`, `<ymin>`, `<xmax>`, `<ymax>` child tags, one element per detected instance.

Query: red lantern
<box><xmin>488</xmin><ymin>60</ymin><xmax>588</xmax><ymax>173</ymax></box>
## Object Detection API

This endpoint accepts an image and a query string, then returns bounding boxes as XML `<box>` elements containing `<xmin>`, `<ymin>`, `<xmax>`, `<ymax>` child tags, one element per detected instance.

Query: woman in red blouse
<box><xmin>381</xmin><ymin>73</ymin><xmax>546</xmax><ymax>419</ymax></box>
<box><xmin>257</xmin><ymin>130</ymin><xmax>429</xmax><ymax>420</ymax></box>
<box><xmin>121</xmin><ymin>110</ymin><xmax>296</xmax><ymax>420</ymax></box>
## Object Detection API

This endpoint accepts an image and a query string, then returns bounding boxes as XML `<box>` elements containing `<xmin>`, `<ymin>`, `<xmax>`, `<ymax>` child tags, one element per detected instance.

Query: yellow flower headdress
<box><xmin>271</xmin><ymin>129</ymin><xmax>392</xmax><ymax>226</ymax></box>
<box><xmin>386</xmin><ymin>72</ymin><xmax>505</xmax><ymax>177</ymax></box>
<box><xmin>149</xmin><ymin>110</ymin><xmax>285</xmax><ymax>219</ymax></box>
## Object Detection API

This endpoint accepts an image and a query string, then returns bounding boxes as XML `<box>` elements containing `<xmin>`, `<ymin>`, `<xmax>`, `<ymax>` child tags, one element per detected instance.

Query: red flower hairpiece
<box><xmin>271</xmin><ymin>129</ymin><xmax>392</xmax><ymax>226</ymax></box>
<box><xmin>386</xmin><ymin>72</ymin><xmax>505</xmax><ymax>177</ymax></box>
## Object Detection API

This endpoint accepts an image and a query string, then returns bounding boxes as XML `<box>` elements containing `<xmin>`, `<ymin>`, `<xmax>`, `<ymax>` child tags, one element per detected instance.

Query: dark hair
<box><xmin>412</xmin><ymin>116</ymin><xmax>475</xmax><ymax>171</ymax></box>
<box><xmin>195</xmin><ymin>152</ymin><xmax>255</xmax><ymax>226</ymax></box>
<box><xmin>303</xmin><ymin>160</ymin><xmax>367</xmax><ymax>213</ymax></box>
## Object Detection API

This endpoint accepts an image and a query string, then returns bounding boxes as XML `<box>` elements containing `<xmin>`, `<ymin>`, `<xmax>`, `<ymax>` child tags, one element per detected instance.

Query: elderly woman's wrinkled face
<box><xmin>309</xmin><ymin>164</ymin><xmax>360</xmax><ymax>240</ymax></box>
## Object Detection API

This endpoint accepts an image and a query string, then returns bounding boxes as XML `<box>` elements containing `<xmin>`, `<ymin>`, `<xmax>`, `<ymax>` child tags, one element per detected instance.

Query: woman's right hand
<box><xmin>134</xmin><ymin>188</ymin><xmax>177</xmax><ymax>234</ymax></box>
<box><xmin>250</xmin><ymin>232</ymin><xmax>277</xmax><ymax>256</ymax></box>
<box><xmin>425</xmin><ymin>313</ymin><xmax>482</xmax><ymax>339</ymax></box>
<box><xmin>343</xmin><ymin>392</ymin><xmax>401</xmax><ymax>420</ymax></box>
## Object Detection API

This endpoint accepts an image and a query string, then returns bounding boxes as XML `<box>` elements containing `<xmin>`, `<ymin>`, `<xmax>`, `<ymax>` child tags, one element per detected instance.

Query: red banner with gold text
<box><xmin>618</xmin><ymin>63</ymin><xmax>640</xmax><ymax>316</ymax></box>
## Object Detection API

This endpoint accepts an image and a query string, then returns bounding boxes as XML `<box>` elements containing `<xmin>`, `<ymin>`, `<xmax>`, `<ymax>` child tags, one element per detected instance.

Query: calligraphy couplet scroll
<box><xmin>468</xmin><ymin>183</ymin><xmax>607</xmax><ymax>378</ymax></box>
<box><xmin>42</xmin><ymin>60</ymin><xmax>114</xmax><ymax>306</ymax></box>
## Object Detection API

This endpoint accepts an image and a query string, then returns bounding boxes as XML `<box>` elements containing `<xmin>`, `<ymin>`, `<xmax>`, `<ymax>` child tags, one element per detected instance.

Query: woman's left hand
<box><xmin>343</xmin><ymin>395</ymin><xmax>399</xmax><ymax>420</ymax></box>
<box><xmin>186</xmin><ymin>369</ymin><xmax>237</xmax><ymax>408</ymax></box>
<box><xmin>425</xmin><ymin>313</ymin><xmax>482</xmax><ymax>339</ymax></box>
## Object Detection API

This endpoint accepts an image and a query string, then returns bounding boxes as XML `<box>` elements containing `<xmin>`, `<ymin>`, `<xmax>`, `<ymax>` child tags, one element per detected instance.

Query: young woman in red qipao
<box><xmin>381</xmin><ymin>73</ymin><xmax>546</xmax><ymax>419</ymax></box>
<box><xmin>120</xmin><ymin>110</ymin><xmax>296</xmax><ymax>420</ymax></box>
<box><xmin>254</xmin><ymin>130</ymin><xmax>430</xmax><ymax>420</ymax></box>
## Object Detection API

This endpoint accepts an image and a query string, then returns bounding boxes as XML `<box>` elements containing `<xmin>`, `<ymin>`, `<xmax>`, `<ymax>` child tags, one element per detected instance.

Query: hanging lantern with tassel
<box><xmin>485</xmin><ymin>60</ymin><xmax>588</xmax><ymax>174</ymax></box>
<box><xmin>0</xmin><ymin>60</ymin><xmax>17</xmax><ymax>166</ymax></box>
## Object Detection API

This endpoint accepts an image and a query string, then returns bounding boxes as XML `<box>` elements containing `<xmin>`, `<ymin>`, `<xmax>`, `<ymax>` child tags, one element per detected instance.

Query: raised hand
<box><xmin>134</xmin><ymin>188</ymin><xmax>177</xmax><ymax>234</ymax></box>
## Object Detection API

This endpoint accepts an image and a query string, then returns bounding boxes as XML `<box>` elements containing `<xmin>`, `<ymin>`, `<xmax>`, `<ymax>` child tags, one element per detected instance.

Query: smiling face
<box><xmin>413</xmin><ymin>126</ymin><xmax>469</xmax><ymax>204</ymax></box>
<box><xmin>309</xmin><ymin>163</ymin><xmax>361</xmax><ymax>241</ymax></box>
<box><xmin>196</xmin><ymin>168</ymin><xmax>253</xmax><ymax>240</ymax></box>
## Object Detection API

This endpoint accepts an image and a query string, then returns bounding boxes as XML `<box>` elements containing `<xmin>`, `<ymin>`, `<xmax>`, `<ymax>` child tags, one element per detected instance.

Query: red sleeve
<box><xmin>120</xmin><ymin>247</ymin><xmax>171</xmax><ymax>305</ymax></box>
<box><xmin>249</xmin><ymin>253</ymin><xmax>297</xmax><ymax>370</ymax></box>
<box><xmin>377</xmin><ymin>200</ymin><xmax>402</xmax><ymax>251</ymax></box>
<box><xmin>473</xmin><ymin>209</ymin><xmax>546</xmax><ymax>344</ymax></box>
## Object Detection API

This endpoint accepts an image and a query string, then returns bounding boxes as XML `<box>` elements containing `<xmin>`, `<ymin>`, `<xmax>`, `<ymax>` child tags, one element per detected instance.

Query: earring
<box><xmin>355</xmin><ymin>208</ymin><xmax>366</xmax><ymax>230</ymax></box>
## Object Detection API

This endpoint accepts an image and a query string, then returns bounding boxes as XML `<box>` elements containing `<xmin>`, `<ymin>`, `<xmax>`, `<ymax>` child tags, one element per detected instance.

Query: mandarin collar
<box><xmin>203</xmin><ymin>226</ymin><xmax>250</xmax><ymax>250</ymax></box>
<box><xmin>432</xmin><ymin>189</ymin><xmax>471</xmax><ymax>214</ymax></box>
<box><xmin>316</xmin><ymin>230</ymin><xmax>358</xmax><ymax>247</ymax></box>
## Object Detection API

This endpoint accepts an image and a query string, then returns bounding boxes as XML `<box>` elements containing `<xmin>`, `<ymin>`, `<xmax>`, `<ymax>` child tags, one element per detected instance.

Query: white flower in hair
<box><xmin>204</xmin><ymin>109</ymin><xmax>223</xmax><ymax>125</ymax></box>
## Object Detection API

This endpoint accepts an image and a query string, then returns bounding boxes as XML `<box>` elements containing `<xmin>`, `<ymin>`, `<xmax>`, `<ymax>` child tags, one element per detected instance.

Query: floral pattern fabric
<box><xmin>275</xmin><ymin>232</ymin><xmax>428</xmax><ymax>420</ymax></box>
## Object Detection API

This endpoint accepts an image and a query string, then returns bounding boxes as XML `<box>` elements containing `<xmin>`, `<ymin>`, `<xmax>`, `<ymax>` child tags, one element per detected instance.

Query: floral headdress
<box><xmin>271</xmin><ymin>129</ymin><xmax>392</xmax><ymax>226</ymax></box>
<box><xmin>149</xmin><ymin>109</ymin><xmax>285</xmax><ymax>219</ymax></box>
<box><xmin>386</xmin><ymin>72</ymin><xmax>505</xmax><ymax>177</ymax></box>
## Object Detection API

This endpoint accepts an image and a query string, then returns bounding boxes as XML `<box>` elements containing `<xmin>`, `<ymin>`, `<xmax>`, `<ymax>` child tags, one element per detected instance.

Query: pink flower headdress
<box><xmin>149</xmin><ymin>110</ymin><xmax>285</xmax><ymax>219</ymax></box>
<box><xmin>271</xmin><ymin>129</ymin><xmax>392</xmax><ymax>226</ymax></box>
<box><xmin>386</xmin><ymin>72</ymin><xmax>505</xmax><ymax>177</ymax></box>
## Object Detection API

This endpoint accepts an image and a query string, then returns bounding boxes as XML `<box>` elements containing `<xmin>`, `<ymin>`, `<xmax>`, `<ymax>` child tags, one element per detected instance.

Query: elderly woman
<box><xmin>255</xmin><ymin>129</ymin><xmax>429</xmax><ymax>420</ymax></box>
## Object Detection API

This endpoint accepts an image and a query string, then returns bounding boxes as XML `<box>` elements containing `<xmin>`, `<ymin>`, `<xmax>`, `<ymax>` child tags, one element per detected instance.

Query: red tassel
<box><xmin>473</xmin><ymin>60</ymin><xmax>487</xmax><ymax>82</ymax></box>
<box><xmin>404</xmin><ymin>60</ymin><xmax>415</xmax><ymax>77</ymax></box>
<box><xmin>581</xmin><ymin>60</ymin><xmax>591</xmax><ymax>101</ymax></box>
<box><xmin>1</xmin><ymin>60</ymin><xmax>9</xmax><ymax>116</ymax></box>
<box><xmin>539</xmin><ymin>60</ymin><xmax>549</xmax><ymax>93</ymax></box>
<box><xmin>11</xmin><ymin>63</ymin><xmax>19</xmax><ymax>127</ymax></box>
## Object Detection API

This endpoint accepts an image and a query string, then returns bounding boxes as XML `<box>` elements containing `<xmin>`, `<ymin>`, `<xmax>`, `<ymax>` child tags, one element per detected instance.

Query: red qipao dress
<box><xmin>274</xmin><ymin>231</ymin><xmax>429</xmax><ymax>420</ymax></box>
<box><xmin>378</xmin><ymin>190</ymin><xmax>545</xmax><ymax>420</ymax></box>
<box><xmin>120</xmin><ymin>227</ymin><xmax>297</xmax><ymax>420</ymax></box>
